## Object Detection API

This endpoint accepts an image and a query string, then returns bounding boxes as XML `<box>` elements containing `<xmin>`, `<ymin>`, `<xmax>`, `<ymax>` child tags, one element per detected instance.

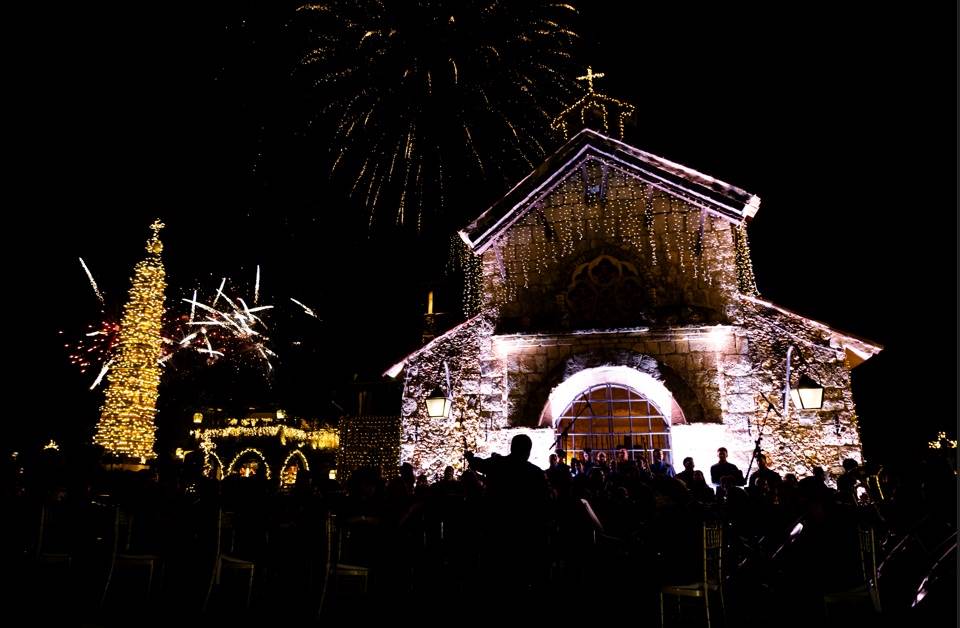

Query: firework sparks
<box><xmin>189</xmin><ymin>289</ymin><xmax>197</xmax><ymax>323</ymax></box>
<box><xmin>290</xmin><ymin>297</ymin><xmax>319</xmax><ymax>319</ymax></box>
<box><xmin>173</xmin><ymin>278</ymin><xmax>277</xmax><ymax>371</ymax></box>
<box><xmin>254</xmin><ymin>265</ymin><xmax>261</xmax><ymax>304</ymax></box>
<box><xmin>79</xmin><ymin>257</ymin><xmax>104</xmax><ymax>304</ymax></box>
<box><xmin>298</xmin><ymin>1</ymin><xmax>580</xmax><ymax>227</ymax></box>
<box><xmin>211</xmin><ymin>277</ymin><xmax>226</xmax><ymax>307</ymax></box>
<box><xmin>66</xmin><ymin>319</ymin><xmax>120</xmax><ymax>374</ymax></box>
<box><xmin>90</xmin><ymin>359</ymin><xmax>113</xmax><ymax>390</ymax></box>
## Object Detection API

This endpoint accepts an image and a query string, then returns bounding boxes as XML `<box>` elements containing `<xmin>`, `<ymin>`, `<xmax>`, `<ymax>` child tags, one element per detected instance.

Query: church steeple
<box><xmin>552</xmin><ymin>66</ymin><xmax>635</xmax><ymax>140</ymax></box>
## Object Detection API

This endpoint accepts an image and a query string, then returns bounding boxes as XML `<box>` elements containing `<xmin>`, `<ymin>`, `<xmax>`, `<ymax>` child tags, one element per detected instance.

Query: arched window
<box><xmin>556</xmin><ymin>383</ymin><xmax>672</xmax><ymax>464</ymax></box>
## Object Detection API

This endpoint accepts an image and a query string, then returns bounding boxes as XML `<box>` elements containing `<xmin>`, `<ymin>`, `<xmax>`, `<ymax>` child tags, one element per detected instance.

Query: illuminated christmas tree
<box><xmin>94</xmin><ymin>220</ymin><xmax>166</xmax><ymax>462</ymax></box>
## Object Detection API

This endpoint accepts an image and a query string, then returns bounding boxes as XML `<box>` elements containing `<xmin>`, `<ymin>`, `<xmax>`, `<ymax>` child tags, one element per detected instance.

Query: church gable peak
<box><xmin>460</xmin><ymin>129</ymin><xmax>760</xmax><ymax>254</ymax></box>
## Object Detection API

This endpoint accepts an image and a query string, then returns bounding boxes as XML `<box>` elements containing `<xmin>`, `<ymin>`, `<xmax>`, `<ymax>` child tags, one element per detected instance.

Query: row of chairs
<box><xmin>31</xmin><ymin>501</ymin><xmax>884</xmax><ymax>624</ymax></box>
<box><xmin>32</xmin><ymin>503</ymin><xmax>255</xmax><ymax>610</ymax></box>
<box><xmin>659</xmin><ymin>520</ymin><xmax>882</xmax><ymax>627</ymax></box>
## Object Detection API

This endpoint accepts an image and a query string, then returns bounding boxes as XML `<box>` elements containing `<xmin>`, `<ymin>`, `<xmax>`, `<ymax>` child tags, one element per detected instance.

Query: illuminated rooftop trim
<box><xmin>738</xmin><ymin>294</ymin><xmax>883</xmax><ymax>363</ymax></box>
<box><xmin>460</xmin><ymin>128</ymin><xmax>760</xmax><ymax>253</ymax></box>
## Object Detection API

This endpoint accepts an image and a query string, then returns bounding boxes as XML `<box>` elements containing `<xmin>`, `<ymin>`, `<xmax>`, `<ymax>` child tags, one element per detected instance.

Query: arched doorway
<box><xmin>279</xmin><ymin>450</ymin><xmax>310</xmax><ymax>490</ymax></box>
<box><xmin>227</xmin><ymin>448</ymin><xmax>272</xmax><ymax>480</ymax></box>
<box><xmin>554</xmin><ymin>383</ymin><xmax>674</xmax><ymax>465</ymax></box>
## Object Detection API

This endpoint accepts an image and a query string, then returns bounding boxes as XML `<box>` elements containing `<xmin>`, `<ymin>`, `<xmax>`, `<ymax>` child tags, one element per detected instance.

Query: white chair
<box><xmin>100</xmin><ymin>506</ymin><xmax>163</xmax><ymax>606</ymax></box>
<box><xmin>823</xmin><ymin>526</ymin><xmax>881</xmax><ymax>616</ymax></box>
<box><xmin>660</xmin><ymin>521</ymin><xmax>725</xmax><ymax>628</ymax></box>
<box><xmin>317</xmin><ymin>513</ymin><xmax>375</xmax><ymax>614</ymax></box>
<box><xmin>203</xmin><ymin>510</ymin><xmax>256</xmax><ymax>610</ymax></box>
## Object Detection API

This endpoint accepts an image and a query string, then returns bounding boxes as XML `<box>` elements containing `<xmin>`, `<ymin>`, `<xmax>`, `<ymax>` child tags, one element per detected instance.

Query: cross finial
<box><xmin>146</xmin><ymin>218</ymin><xmax>165</xmax><ymax>254</ymax></box>
<box><xmin>576</xmin><ymin>66</ymin><xmax>605</xmax><ymax>93</ymax></box>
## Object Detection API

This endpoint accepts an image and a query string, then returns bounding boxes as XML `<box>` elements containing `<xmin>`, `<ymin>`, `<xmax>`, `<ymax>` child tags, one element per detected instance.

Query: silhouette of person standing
<box><xmin>465</xmin><ymin>434</ymin><xmax>549</xmax><ymax>594</ymax></box>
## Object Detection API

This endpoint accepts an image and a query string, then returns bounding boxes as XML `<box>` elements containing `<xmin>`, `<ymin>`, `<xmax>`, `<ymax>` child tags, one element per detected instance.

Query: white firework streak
<box><xmin>90</xmin><ymin>359</ymin><xmax>113</xmax><ymax>390</ymax></box>
<box><xmin>79</xmin><ymin>257</ymin><xmax>104</xmax><ymax>304</ymax></box>
<box><xmin>197</xmin><ymin>335</ymin><xmax>225</xmax><ymax>358</ymax></box>
<box><xmin>215</xmin><ymin>287</ymin><xmax>240</xmax><ymax>315</ymax></box>
<box><xmin>178</xmin><ymin>288</ymin><xmax>275</xmax><ymax>370</ymax></box>
<box><xmin>254</xmin><ymin>265</ymin><xmax>261</xmax><ymax>304</ymax></box>
<box><xmin>290</xmin><ymin>298</ymin><xmax>319</xmax><ymax>319</ymax></box>
<box><xmin>211</xmin><ymin>277</ymin><xmax>226</xmax><ymax>307</ymax></box>
<box><xmin>257</xmin><ymin>346</ymin><xmax>273</xmax><ymax>371</ymax></box>
<box><xmin>237</xmin><ymin>298</ymin><xmax>273</xmax><ymax>328</ymax></box>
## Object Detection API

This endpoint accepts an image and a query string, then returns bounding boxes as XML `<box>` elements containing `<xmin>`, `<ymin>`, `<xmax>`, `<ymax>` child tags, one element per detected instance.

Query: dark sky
<box><xmin>10</xmin><ymin>3</ymin><xmax>956</xmax><ymax>459</ymax></box>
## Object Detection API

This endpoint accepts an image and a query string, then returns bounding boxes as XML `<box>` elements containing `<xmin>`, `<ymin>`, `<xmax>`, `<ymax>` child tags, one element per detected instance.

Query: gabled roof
<box><xmin>460</xmin><ymin>128</ymin><xmax>761</xmax><ymax>253</ymax></box>
<box><xmin>384</xmin><ymin>313</ymin><xmax>487</xmax><ymax>378</ymax></box>
<box><xmin>737</xmin><ymin>294</ymin><xmax>884</xmax><ymax>367</ymax></box>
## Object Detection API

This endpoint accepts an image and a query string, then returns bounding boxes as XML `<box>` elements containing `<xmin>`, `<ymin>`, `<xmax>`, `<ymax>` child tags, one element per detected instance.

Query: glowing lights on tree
<box><xmin>928</xmin><ymin>431</ymin><xmax>957</xmax><ymax>450</ymax></box>
<box><xmin>94</xmin><ymin>220</ymin><xmax>166</xmax><ymax>462</ymax></box>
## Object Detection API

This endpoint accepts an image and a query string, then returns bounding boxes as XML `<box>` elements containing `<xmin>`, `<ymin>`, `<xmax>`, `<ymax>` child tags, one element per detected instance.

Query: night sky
<box><xmin>9</xmin><ymin>3</ymin><xmax>956</xmax><ymax>462</ymax></box>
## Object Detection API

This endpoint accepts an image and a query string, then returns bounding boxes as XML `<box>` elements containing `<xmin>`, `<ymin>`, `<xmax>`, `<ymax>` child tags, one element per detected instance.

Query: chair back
<box><xmin>216</xmin><ymin>510</ymin><xmax>238</xmax><ymax>555</ymax></box>
<box><xmin>858</xmin><ymin>526</ymin><xmax>881</xmax><ymax>611</ymax></box>
<box><xmin>36</xmin><ymin>503</ymin><xmax>72</xmax><ymax>559</ymax></box>
<box><xmin>336</xmin><ymin>515</ymin><xmax>377</xmax><ymax>567</ymax></box>
<box><xmin>703</xmin><ymin>521</ymin><xmax>723</xmax><ymax>586</ymax></box>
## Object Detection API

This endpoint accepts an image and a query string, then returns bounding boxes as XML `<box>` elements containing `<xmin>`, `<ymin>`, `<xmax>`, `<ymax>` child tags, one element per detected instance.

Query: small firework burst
<box><xmin>64</xmin><ymin>317</ymin><xmax>121</xmax><ymax>376</ymax></box>
<box><xmin>169</xmin><ymin>275</ymin><xmax>277</xmax><ymax>372</ymax></box>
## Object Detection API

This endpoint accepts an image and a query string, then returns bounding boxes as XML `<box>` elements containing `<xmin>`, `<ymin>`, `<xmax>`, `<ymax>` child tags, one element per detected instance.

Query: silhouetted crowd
<box><xmin>2</xmin><ymin>440</ymin><xmax>955</xmax><ymax>626</ymax></box>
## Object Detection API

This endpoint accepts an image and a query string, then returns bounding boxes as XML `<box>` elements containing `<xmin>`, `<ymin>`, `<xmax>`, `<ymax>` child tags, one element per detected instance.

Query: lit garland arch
<box><xmin>281</xmin><ymin>449</ymin><xmax>310</xmax><ymax>472</ymax></box>
<box><xmin>226</xmin><ymin>448</ymin><xmax>272</xmax><ymax>480</ymax></box>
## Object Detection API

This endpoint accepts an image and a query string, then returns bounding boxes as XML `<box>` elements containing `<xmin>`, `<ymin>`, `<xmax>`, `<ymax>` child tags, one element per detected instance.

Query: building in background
<box><xmin>388</xmin><ymin>129</ymin><xmax>881</xmax><ymax>479</ymax></box>
<box><xmin>190</xmin><ymin>408</ymin><xmax>337</xmax><ymax>488</ymax></box>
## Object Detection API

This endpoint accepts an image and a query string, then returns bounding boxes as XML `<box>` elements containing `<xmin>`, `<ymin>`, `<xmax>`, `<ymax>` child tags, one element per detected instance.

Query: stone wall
<box><xmin>400</xmin><ymin>305</ymin><xmax>863</xmax><ymax>480</ymax></box>
<box><xmin>733</xmin><ymin>298</ymin><xmax>863</xmax><ymax>477</ymax></box>
<box><xmin>402</xmin><ymin>320</ymin><xmax>753</xmax><ymax>477</ymax></box>
<box><xmin>398</xmin><ymin>313</ymin><xmax>506</xmax><ymax>477</ymax></box>
<box><xmin>492</xmin><ymin>326</ymin><xmax>747</xmax><ymax>427</ymax></box>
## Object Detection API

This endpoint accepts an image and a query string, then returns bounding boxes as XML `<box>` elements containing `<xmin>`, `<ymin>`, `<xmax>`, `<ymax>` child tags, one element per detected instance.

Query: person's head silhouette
<box><xmin>510</xmin><ymin>434</ymin><xmax>533</xmax><ymax>461</ymax></box>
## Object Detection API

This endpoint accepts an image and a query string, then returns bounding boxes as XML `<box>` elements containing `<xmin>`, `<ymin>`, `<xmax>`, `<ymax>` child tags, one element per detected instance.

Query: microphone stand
<box><xmin>550</xmin><ymin>397</ymin><xmax>596</xmax><ymax>453</ymax></box>
<box><xmin>745</xmin><ymin>393</ymin><xmax>781</xmax><ymax>483</ymax></box>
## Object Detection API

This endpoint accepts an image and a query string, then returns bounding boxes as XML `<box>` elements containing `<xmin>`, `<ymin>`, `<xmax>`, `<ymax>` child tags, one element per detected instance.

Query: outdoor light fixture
<box><xmin>790</xmin><ymin>373</ymin><xmax>824</xmax><ymax>411</ymax></box>
<box><xmin>426</xmin><ymin>387</ymin><xmax>452</xmax><ymax>419</ymax></box>
<box><xmin>783</xmin><ymin>345</ymin><xmax>824</xmax><ymax>416</ymax></box>
<box><xmin>426</xmin><ymin>361</ymin><xmax>454</xmax><ymax>419</ymax></box>
<box><xmin>751</xmin><ymin>344</ymin><xmax>825</xmax><ymax>478</ymax></box>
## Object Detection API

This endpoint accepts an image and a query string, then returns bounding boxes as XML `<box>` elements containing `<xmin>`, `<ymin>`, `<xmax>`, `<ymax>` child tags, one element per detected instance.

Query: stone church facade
<box><xmin>387</xmin><ymin>129</ymin><xmax>880</xmax><ymax>480</ymax></box>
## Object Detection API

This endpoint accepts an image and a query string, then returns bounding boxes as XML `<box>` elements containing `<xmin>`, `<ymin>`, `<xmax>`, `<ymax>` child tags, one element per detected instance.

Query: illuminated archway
<box><xmin>279</xmin><ymin>449</ymin><xmax>310</xmax><ymax>488</ymax></box>
<box><xmin>205</xmin><ymin>450</ymin><xmax>224</xmax><ymax>480</ymax></box>
<box><xmin>226</xmin><ymin>448</ymin><xmax>272</xmax><ymax>480</ymax></box>
<box><xmin>541</xmin><ymin>365</ymin><xmax>682</xmax><ymax>464</ymax></box>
